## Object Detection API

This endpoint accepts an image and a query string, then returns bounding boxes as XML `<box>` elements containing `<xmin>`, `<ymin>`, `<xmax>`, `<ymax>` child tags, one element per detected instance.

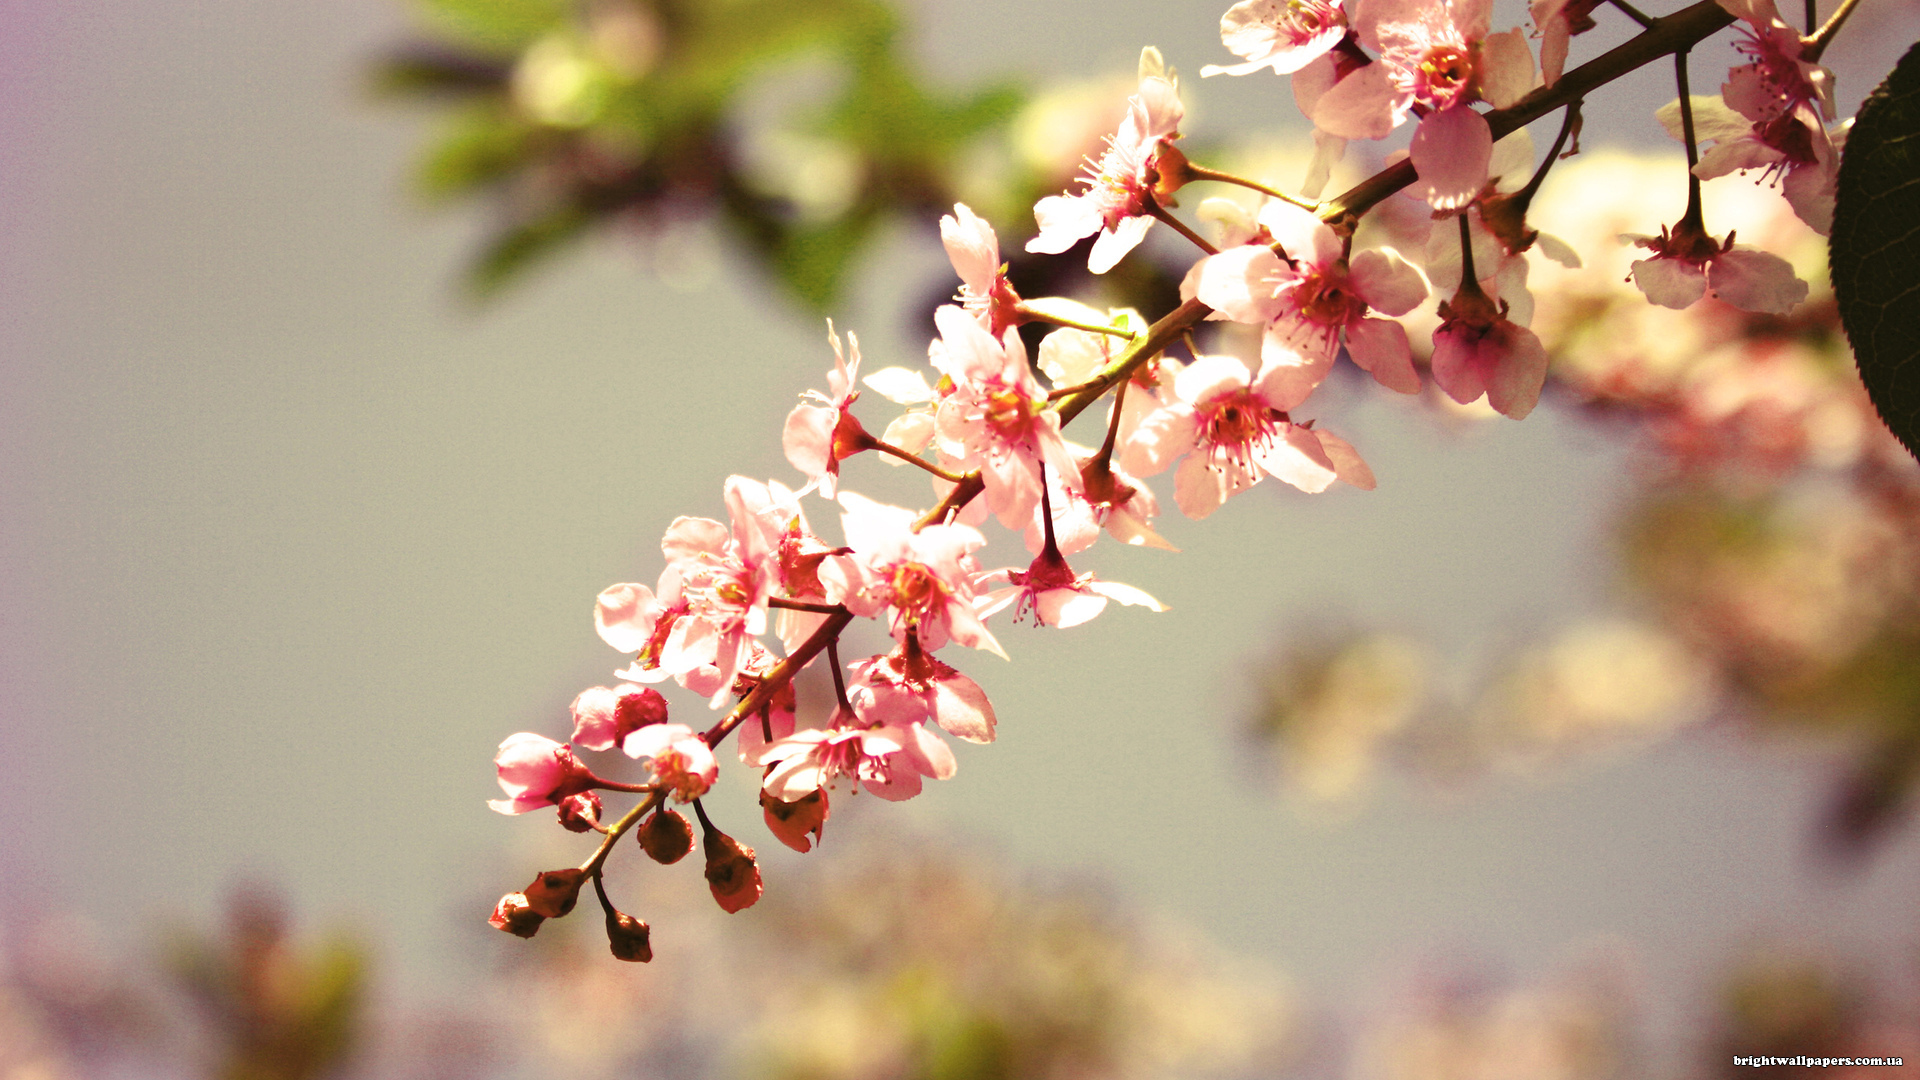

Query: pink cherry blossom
<box><xmin>569</xmin><ymin>683</ymin><xmax>668</xmax><ymax>752</ymax></box>
<box><xmin>1719</xmin><ymin>0</ymin><xmax>1833</xmax><ymax>122</ymax></box>
<box><xmin>488</xmin><ymin>732</ymin><xmax>598</xmax><ymax>815</ymax></box>
<box><xmin>1202</xmin><ymin>0</ymin><xmax>1350</xmax><ymax>78</ymax></box>
<box><xmin>596</xmin><ymin>570</ymin><xmax>687</xmax><ymax>685</ymax></box>
<box><xmin>646</xmin><ymin>476</ymin><xmax>793</xmax><ymax>704</ymax></box>
<box><xmin>1658</xmin><ymin>94</ymin><xmax>1839</xmax><ymax>236</ymax></box>
<box><xmin>975</xmin><ymin>546</ymin><xmax>1167</xmax><ymax>629</ymax></box>
<box><xmin>823</xmin><ymin>491</ymin><xmax>1005</xmax><ymax>657</ymax></box>
<box><xmin>846</xmin><ymin>641</ymin><xmax>998</xmax><ymax>744</ymax></box>
<box><xmin>1625</xmin><ymin>217</ymin><xmax>1808</xmax><ymax>314</ymax></box>
<box><xmin>1185</xmin><ymin>199</ymin><xmax>1427</xmax><ymax>394</ymax></box>
<box><xmin>942</xmin><ymin>203</ymin><xmax>1024</xmax><ymax>338</ymax></box>
<box><xmin>1019</xmin><ymin>447</ymin><xmax>1173</xmax><ymax>554</ymax></box>
<box><xmin>930</xmin><ymin>305</ymin><xmax>1082</xmax><ymax>530</ymax></box>
<box><xmin>750</xmin><ymin>707</ymin><xmax>956</xmax><ymax>803</ymax></box>
<box><xmin>1430</xmin><ymin>277</ymin><xmax>1551</xmax><ymax>419</ymax></box>
<box><xmin>1125</xmin><ymin>353</ymin><xmax>1374</xmax><ymax>519</ymax></box>
<box><xmin>726</xmin><ymin>477</ymin><xmax>842</xmax><ymax>652</ymax></box>
<box><xmin>622</xmin><ymin>722</ymin><xmax>719</xmax><ymax>803</ymax></box>
<box><xmin>1026</xmin><ymin>59</ymin><xmax>1185</xmax><ymax>273</ymax></box>
<box><xmin>783</xmin><ymin>323</ymin><xmax>872</xmax><ymax>498</ymax></box>
<box><xmin>1311</xmin><ymin>0</ymin><xmax>1535</xmax><ymax>208</ymax></box>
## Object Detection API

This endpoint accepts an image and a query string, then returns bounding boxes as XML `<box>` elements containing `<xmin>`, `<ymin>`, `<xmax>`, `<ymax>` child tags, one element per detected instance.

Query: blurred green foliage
<box><xmin>166</xmin><ymin>887</ymin><xmax>365</xmax><ymax>1080</ymax></box>
<box><xmin>376</xmin><ymin>0</ymin><xmax>1024</xmax><ymax>309</ymax></box>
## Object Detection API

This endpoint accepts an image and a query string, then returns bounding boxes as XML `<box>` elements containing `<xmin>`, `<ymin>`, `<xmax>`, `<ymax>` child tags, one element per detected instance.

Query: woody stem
<box><xmin>768</xmin><ymin>597</ymin><xmax>846</xmax><ymax>615</ymax></box>
<box><xmin>1096</xmin><ymin>375</ymin><xmax>1130</xmax><ymax>466</ymax></box>
<box><xmin>701</xmin><ymin>607</ymin><xmax>856</xmax><ymax>747</ymax></box>
<box><xmin>1608</xmin><ymin>0</ymin><xmax>1656</xmax><ymax>28</ymax></box>
<box><xmin>578</xmin><ymin>788</ymin><xmax>664</xmax><ymax>876</ymax></box>
<box><xmin>1014</xmin><ymin>301</ymin><xmax>1137</xmax><ymax>339</ymax></box>
<box><xmin>1457</xmin><ymin>213</ymin><xmax>1480</xmax><ymax>291</ymax></box>
<box><xmin>1675</xmin><ymin>50</ymin><xmax>1704</xmax><ymax>228</ymax></box>
<box><xmin>1037</xmin><ymin>462</ymin><xmax>1061</xmax><ymax>561</ymax></box>
<box><xmin>1801</xmin><ymin>0</ymin><xmax>1861</xmax><ymax>62</ymax></box>
<box><xmin>868</xmin><ymin>437</ymin><xmax>968</xmax><ymax>482</ymax></box>
<box><xmin>1514</xmin><ymin>101</ymin><xmax>1583</xmax><ymax>210</ymax></box>
<box><xmin>1179</xmin><ymin>162</ymin><xmax>1318</xmax><ymax>210</ymax></box>
<box><xmin>827</xmin><ymin>639</ymin><xmax>850</xmax><ymax>710</ymax></box>
<box><xmin>1147</xmin><ymin>199</ymin><xmax>1219</xmax><ymax>256</ymax></box>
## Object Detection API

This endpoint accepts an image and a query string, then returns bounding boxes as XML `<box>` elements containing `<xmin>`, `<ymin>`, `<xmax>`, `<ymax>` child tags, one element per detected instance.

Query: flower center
<box><xmin>1079</xmin><ymin>140</ymin><xmax>1152</xmax><ymax>230</ymax></box>
<box><xmin>638</xmin><ymin>598</ymin><xmax>690</xmax><ymax>670</ymax></box>
<box><xmin>888</xmin><ymin>561</ymin><xmax>946</xmax><ymax>621</ymax></box>
<box><xmin>1293</xmin><ymin>264</ymin><xmax>1365</xmax><ymax>336</ymax></box>
<box><xmin>1281</xmin><ymin>0</ymin><xmax>1342</xmax><ymax>41</ymax></box>
<box><xmin>1199</xmin><ymin>390</ymin><xmax>1279</xmax><ymax>469</ymax></box>
<box><xmin>984</xmin><ymin>384</ymin><xmax>1035</xmax><ymax>439</ymax></box>
<box><xmin>1415</xmin><ymin>44</ymin><xmax>1474</xmax><ymax>109</ymax></box>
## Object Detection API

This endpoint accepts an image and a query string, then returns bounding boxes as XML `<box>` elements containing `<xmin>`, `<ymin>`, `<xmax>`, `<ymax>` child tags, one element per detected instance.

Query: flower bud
<box><xmin>701</xmin><ymin>825</ymin><xmax>763</xmax><ymax>913</ymax></box>
<box><xmin>604</xmin><ymin>909</ymin><xmax>653</xmax><ymax>963</ymax></box>
<box><xmin>522</xmin><ymin>868</ymin><xmax>586</xmax><ymax>918</ymax></box>
<box><xmin>1150</xmin><ymin>141</ymin><xmax>1195</xmax><ymax>203</ymax></box>
<box><xmin>572</xmin><ymin>684</ymin><xmax>670</xmax><ymax>751</ymax></box>
<box><xmin>761</xmin><ymin>788</ymin><xmax>828</xmax><ymax>853</ymax></box>
<box><xmin>556</xmin><ymin>791</ymin><xmax>603</xmax><ymax>833</ymax></box>
<box><xmin>637</xmin><ymin>808</ymin><xmax>694</xmax><ymax>864</ymax></box>
<box><xmin>488</xmin><ymin>892</ymin><xmax>543</xmax><ymax>938</ymax></box>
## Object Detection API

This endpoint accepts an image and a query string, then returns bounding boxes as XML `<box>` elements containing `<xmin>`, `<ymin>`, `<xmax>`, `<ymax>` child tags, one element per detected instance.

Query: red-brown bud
<box><xmin>604</xmin><ymin>909</ymin><xmax>653</xmax><ymax>962</ymax></box>
<box><xmin>1150</xmin><ymin>141</ymin><xmax>1194</xmax><ymax>204</ymax></box>
<box><xmin>488</xmin><ymin>892</ymin><xmax>544</xmax><ymax>938</ymax></box>
<box><xmin>637</xmin><ymin>808</ymin><xmax>694</xmax><ymax>864</ymax></box>
<box><xmin>761</xmin><ymin>788</ymin><xmax>829</xmax><ymax>853</ymax></box>
<box><xmin>522</xmin><ymin>868</ymin><xmax>585</xmax><ymax>918</ymax></box>
<box><xmin>614</xmin><ymin>686</ymin><xmax>669</xmax><ymax>735</ymax></box>
<box><xmin>701</xmin><ymin>826</ymin><xmax>763</xmax><ymax>913</ymax></box>
<box><xmin>556</xmin><ymin>791</ymin><xmax>603</xmax><ymax>833</ymax></box>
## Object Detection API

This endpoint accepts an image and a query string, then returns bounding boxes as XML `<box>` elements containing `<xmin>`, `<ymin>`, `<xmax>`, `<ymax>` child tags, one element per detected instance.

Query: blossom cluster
<box><xmin>484</xmin><ymin>0</ymin><xmax>1870</xmax><ymax>958</ymax></box>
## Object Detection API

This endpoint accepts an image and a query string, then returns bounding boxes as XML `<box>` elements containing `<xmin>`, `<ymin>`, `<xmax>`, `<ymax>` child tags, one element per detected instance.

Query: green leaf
<box><xmin>413</xmin><ymin>0</ymin><xmax>566</xmax><ymax>52</ymax></box>
<box><xmin>467</xmin><ymin>203</ymin><xmax>592</xmax><ymax>298</ymax></box>
<box><xmin>1831</xmin><ymin>40</ymin><xmax>1920</xmax><ymax>462</ymax></box>
<box><xmin>416</xmin><ymin>107</ymin><xmax>531</xmax><ymax>200</ymax></box>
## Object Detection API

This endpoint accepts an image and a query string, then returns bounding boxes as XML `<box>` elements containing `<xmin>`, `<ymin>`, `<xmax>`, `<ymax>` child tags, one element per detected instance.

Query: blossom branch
<box><xmin>700</xmin><ymin>606</ymin><xmax>857</xmax><ymax>748</ymax></box>
<box><xmin>916</xmin><ymin>474</ymin><xmax>985</xmax><ymax>530</ymax></box>
<box><xmin>579</xmin><ymin>788</ymin><xmax>664</xmax><ymax>877</ymax></box>
<box><xmin>1321</xmin><ymin>0</ymin><xmax>1737</xmax><ymax>222</ymax></box>
<box><xmin>1044</xmin><ymin>0</ymin><xmax>1743</xmax><ymax>438</ymax></box>
<box><xmin>867</xmin><ymin>437</ymin><xmax>969</xmax><ymax>481</ymax></box>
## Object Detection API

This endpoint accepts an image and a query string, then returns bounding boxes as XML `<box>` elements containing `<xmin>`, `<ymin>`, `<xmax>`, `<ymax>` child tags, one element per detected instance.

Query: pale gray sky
<box><xmin>2</xmin><ymin>0</ymin><xmax>1916</xmax><ymax>1070</ymax></box>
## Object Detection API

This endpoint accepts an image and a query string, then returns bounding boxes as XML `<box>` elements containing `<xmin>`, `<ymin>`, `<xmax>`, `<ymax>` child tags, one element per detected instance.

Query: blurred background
<box><xmin>3</xmin><ymin>0</ymin><xmax>1920</xmax><ymax>1076</ymax></box>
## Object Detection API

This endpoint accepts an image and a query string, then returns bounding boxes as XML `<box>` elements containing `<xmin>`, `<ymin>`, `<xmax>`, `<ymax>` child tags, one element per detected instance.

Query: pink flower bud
<box><xmin>761</xmin><ymin>788</ymin><xmax>829</xmax><ymax>853</ymax></box>
<box><xmin>487</xmin><ymin>733</ymin><xmax>598</xmax><ymax>815</ymax></box>
<box><xmin>488</xmin><ymin>892</ymin><xmax>543</xmax><ymax>938</ymax></box>
<box><xmin>637</xmin><ymin>808</ymin><xmax>694</xmax><ymax>864</ymax></box>
<box><xmin>570</xmin><ymin>684</ymin><xmax>669</xmax><ymax>752</ymax></box>
<box><xmin>522</xmin><ymin>868</ymin><xmax>586</xmax><ymax>919</ymax></box>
